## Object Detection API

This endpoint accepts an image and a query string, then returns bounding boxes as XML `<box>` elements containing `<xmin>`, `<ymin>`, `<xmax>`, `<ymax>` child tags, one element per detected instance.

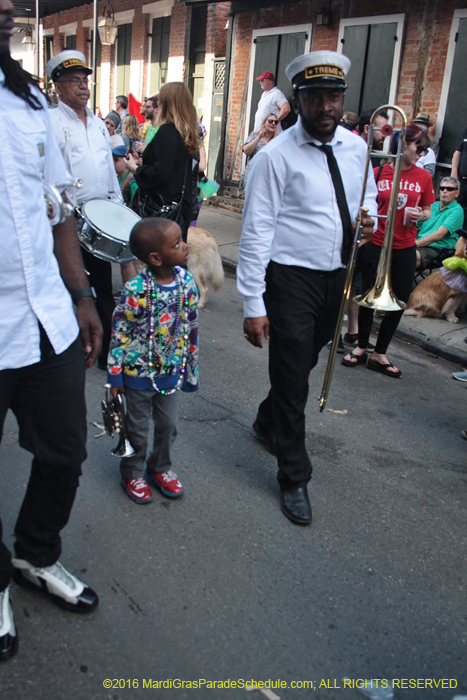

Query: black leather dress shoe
<box><xmin>0</xmin><ymin>587</ymin><xmax>18</xmax><ymax>662</ymax></box>
<box><xmin>252</xmin><ymin>420</ymin><xmax>277</xmax><ymax>456</ymax></box>
<box><xmin>280</xmin><ymin>487</ymin><xmax>312</xmax><ymax>525</ymax></box>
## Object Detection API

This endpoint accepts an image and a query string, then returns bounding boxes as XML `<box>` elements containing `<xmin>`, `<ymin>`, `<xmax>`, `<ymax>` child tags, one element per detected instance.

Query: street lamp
<box><xmin>21</xmin><ymin>26</ymin><xmax>36</xmax><ymax>52</ymax></box>
<box><xmin>98</xmin><ymin>3</ymin><xmax>118</xmax><ymax>46</ymax></box>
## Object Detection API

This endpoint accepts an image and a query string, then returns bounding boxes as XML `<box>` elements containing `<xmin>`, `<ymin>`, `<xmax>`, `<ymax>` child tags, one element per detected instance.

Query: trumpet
<box><xmin>318</xmin><ymin>105</ymin><xmax>408</xmax><ymax>412</ymax></box>
<box><xmin>43</xmin><ymin>177</ymin><xmax>83</xmax><ymax>226</ymax></box>
<box><xmin>102</xmin><ymin>384</ymin><xmax>136</xmax><ymax>458</ymax></box>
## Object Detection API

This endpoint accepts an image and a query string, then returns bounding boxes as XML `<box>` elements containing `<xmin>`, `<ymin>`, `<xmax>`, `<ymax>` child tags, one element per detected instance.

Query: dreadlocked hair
<box><xmin>0</xmin><ymin>52</ymin><xmax>43</xmax><ymax>110</ymax></box>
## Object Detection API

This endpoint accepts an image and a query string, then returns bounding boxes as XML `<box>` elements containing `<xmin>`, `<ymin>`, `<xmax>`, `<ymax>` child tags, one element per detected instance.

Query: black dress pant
<box><xmin>0</xmin><ymin>329</ymin><xmax>87</xmax><ymax>592</ymax></box>
<box><xmin>357</xmin><ymin>242</ymin><xmax>416</xmax><ymax>354</ymax></box>
<box><xmin>458</xmin><ymin>180</ymin><xmax>467</xmax><ymax>228</ymax></box>
<box><xmin>255</xmin><ymin>262</ymin><xmax>345</xmax><ymax>491</ymax></box>
<box><xmin>81</xmin><ymin>248</ymin><xmax>115</xmax><ymax>365</ymax></box>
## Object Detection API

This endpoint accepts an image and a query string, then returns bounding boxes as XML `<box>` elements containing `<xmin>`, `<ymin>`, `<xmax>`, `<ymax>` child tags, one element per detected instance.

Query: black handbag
<box><xmin>130</xmin><ymin>160</ymin><xmax>189</xmax><ymax>222</ymax></box>
<box><xmin>130</xmin><ymin>189</ymin><xmax>183</xmax><ymax>221</ymax></box>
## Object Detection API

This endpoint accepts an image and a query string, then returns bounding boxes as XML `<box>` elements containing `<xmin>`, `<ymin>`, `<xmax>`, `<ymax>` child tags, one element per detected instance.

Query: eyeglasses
<box><xmin>439</xmin><ymin>186</ymin><xmax>457</xmax><ymax>192</ymax></box>
<box><xmin>267</xmin><ymin>119</ymin><xmax>279</xmax><ymax>125</ymax></box>
<box><xmin>58</xmin><ymin>77</ymin><xmax>89</xmax><ymax>87</ymax></box>
<box><xmin>416</xmin><ymin>145</ymin><xmax>427</xmax><ymax>154</ymax></box>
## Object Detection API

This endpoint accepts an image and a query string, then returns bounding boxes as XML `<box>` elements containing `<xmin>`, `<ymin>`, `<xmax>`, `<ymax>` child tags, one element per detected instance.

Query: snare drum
<box><xmin>77</xmin><ymin>199</ymin><xmax>140</xmax><ymax>263</ymax></box>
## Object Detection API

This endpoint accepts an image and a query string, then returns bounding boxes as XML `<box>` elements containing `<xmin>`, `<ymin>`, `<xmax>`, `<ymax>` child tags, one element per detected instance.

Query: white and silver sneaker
<box><xmin>0</xmin><ymin>585</ymin><xmax>18</xmax><ymax>660</ymax></box>
<box><xmin>12</xmin><ymin>559</ymin><xmax>98</xmax><ymax>614</ymax></box>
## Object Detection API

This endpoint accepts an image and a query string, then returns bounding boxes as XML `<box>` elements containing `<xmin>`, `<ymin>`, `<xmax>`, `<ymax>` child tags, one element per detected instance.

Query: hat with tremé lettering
<box><xmin>286</xmin><ymin>50</ymin><xmax>351</xmax><ymax>91</ymax></box>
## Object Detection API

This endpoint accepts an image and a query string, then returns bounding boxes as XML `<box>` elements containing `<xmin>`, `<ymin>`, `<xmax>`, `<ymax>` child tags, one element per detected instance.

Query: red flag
<box><xmin>128</xmin><ymin>93</ymin><xmax>145</xmax><ymax>124</ymax></box>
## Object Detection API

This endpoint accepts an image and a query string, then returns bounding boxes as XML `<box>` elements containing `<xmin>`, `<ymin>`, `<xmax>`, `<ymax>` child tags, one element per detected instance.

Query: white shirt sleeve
<box><xmin>274</xmin><ymin>88</ymin><xmax>289</xmax><ymax>108</ymax></box>
<box><xmin>237</xmin><ymin>150</ymin><xmax>285</xmax><ymax>318</ymax></box>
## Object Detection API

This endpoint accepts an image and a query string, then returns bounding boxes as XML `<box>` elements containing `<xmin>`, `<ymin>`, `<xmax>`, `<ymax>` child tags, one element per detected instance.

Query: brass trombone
<box><xmin>318</xmin><ymin>105</ymin><xmax>408</xmax><ymax>412</ymax></box>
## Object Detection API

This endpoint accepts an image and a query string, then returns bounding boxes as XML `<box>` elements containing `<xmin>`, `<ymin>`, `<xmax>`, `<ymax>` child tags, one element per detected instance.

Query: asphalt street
<box><xmin>1</xmin><ymin>270</ymin><xmax>466</xmax><ymax>700</ymax></box>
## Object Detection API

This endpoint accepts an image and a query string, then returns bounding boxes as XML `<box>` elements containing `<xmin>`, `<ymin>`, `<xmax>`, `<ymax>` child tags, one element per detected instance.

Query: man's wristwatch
<box><xmin>71</xmin><ymin>287</ymin><xmax>96</xmax><ymax>304</ymax></box>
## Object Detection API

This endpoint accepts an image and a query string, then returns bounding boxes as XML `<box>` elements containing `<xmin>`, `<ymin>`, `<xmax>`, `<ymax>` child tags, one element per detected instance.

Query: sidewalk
<box><xmin>197</xmin><ymin>202</ymin><xmax>467</xmax><ymax>368</ymax></box>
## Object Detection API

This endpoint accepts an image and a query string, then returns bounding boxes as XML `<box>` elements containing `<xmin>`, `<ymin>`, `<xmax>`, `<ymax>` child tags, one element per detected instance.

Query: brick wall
<box><xmin>224</xmin><ymin>2</ymin><xmax>312</xmax><ymax>181</ymax></box>
<box><xmin>223</xmin><ymin>0</ymin><xmax>467</xmax><ymax>184</ymax></box>
<box><xmin>167</xmin><ymin>1</ymin><xmax>190</xmax><ymax>83</ymax></box>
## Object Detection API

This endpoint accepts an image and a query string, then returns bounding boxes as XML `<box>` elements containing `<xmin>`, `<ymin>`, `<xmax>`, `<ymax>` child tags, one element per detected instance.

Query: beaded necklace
<box><xmin>146</xmin><ymin>267</ymin><xmax>190</xmax><ymax>396</ymax></box>
<box><xmin>119</xmin><ymin>173</ymin><xmax>133</xmax><ymax>193</ymax></box>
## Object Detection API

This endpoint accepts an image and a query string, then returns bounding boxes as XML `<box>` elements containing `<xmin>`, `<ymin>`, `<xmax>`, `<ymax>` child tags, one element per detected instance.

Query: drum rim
<box><xmin>80</xmin><ymin>197</ymin><xmax>141</xmax><ymax>245</ymax></box>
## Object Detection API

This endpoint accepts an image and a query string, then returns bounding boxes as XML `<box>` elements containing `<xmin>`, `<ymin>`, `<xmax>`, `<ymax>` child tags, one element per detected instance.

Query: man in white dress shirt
<box><xmin>47</xmin><ymin>50</ymin><xmax>132</xmax><ymax>369</ymax></box>
<box><xmin>0</xmin><ymin>0</ymin><xmax>102</xmax><ymax>661</ymax></box>
<box><xmin>237</xmin><ymin>51</ymin><xmax>377</xmax><ymax>525</ymax></box>
<box><xmin>253</xmin><ymin>71</ymin><xmax>291</xmax><ymax>135</ymax></box>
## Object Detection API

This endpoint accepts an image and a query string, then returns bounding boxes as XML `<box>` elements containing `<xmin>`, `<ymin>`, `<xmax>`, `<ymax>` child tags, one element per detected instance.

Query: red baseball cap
<box><xmin>256</xmin><ymin>71</ymin><xmax>274</xmax><ymax>82</ymax></box>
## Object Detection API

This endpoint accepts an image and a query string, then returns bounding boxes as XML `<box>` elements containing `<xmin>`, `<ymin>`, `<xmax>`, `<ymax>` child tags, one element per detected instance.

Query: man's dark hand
<box><xmin>354</xmin><ymin>215</ymin><xmax>375</xmax><ymax>247</ymax></box>
<box><xmin>243</xmin><ymin>316</ymin><xmax>270</xmax><ymax>348</ymax></box>
<box><xmin>76</xmin><ymin>298</ymin><xmax>103</xmax><ymax>368</ymax></box>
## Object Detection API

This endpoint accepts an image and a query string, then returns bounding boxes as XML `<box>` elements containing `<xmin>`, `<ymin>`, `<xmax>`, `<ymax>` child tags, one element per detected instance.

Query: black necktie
<box><xmin>312</xmin><ymin>143</ymin><xmax>353</xmax><ymax>265</ymax></box>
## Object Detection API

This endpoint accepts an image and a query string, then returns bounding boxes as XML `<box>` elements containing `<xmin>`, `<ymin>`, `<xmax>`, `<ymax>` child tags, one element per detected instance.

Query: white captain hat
<box><xmin>285</xmin><ymin>50</ymin><xmax>351</xmax><ymax>91</ymax></box>
<box><xmin>46</xmin><ymin>50</ymin><xmax>92</xmax><ymax>82</ymax></box>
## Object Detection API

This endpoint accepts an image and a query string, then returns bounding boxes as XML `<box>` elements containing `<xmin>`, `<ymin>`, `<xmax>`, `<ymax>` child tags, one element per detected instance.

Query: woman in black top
<box><xmin>125</xmin><ymin>82</ymin><xmax>199</xmax><ymax>241</ymax></box>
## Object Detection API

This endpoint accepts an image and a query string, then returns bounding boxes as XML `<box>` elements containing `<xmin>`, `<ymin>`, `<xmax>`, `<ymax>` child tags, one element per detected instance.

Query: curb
<box><xmin>221</xmin><ymin>256</ymin><xmax>467</xmax><ymax>368</ymax></box>
<box><xmin>390</xmin><ymin>324</ymin><xmax>466</xmax><ymax>367</ymax></box>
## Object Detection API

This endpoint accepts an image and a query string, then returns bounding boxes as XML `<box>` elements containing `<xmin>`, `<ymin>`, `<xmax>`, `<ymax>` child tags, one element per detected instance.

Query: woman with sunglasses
<box><xmin>342</xmin><ymin>123</ymin><xmax>435</xmax><ymax>377</ymax></box>
<box><xmin>238</xmin><ymin>113</ymin><xmax>278</xmax><ymax>197</ymax></box>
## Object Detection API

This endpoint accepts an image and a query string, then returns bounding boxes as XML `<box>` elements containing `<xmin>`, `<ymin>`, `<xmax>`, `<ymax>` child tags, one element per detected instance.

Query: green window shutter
<box><xmin>116</xmin><ymin>23</ymin><xmax>132</xmax><ymax>96</ymax></box>
<box><xmin>342</xmin><ymin>22</ymin><xmax>397</xmax><ymax>115</ymax></box>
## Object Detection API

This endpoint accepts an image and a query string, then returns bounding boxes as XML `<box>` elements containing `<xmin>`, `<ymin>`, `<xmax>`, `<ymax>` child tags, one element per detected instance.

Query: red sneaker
<box><xmin>120</xmin><ymin>477</ymin><xmax>153</xmax><ymax>504</ymax></box>
<box><xmin>145</xmin><ymin>469</ymin><xmax>184</xmax><ymax>498</ymax></box>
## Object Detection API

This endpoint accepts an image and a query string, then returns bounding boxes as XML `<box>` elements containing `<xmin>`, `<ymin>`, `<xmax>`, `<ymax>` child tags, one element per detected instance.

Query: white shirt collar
<box><xmin>58</xmin><ymin>98</ymin><xmax>93</xmax><ymax>122</ymax></box>
<box><xmin>295</xmin><ymin>115</ymin><xmax>344</xmax><ymax>148</ymax></box>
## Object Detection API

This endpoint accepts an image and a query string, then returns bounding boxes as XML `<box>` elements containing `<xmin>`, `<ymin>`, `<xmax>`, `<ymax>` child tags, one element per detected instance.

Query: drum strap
<box><xmin>61</xmin><ymin>127</ymin><xmax>78</xmax><ymax>207</ymax></box>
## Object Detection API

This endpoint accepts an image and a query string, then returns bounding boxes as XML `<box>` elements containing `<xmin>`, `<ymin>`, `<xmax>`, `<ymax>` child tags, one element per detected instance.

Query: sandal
<box><xmin>342</xmin><ymin>351</ymin><xmax>368</xmax><ymax>367</ymax></box>
<box><xmin>367</xmin><ymin>358</ymin><xmax>401</xmax><ymax>378</ymax></box>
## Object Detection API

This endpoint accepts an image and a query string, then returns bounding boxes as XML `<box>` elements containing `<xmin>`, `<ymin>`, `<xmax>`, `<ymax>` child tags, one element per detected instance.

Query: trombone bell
<box><xmin>101</xmin><ymin>384</ymin><xmax>136</xmax><ymax>458</ymax></box>
<box><xmin>354</xmin><ymin>286</ymin><xmax>406</xmax><ymax>312</ymax></box>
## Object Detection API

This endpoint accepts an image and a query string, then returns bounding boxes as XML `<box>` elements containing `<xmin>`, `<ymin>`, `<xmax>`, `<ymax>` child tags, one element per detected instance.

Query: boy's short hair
<box><xmin>129</xmin><ymin>218</ymin><xmax>177</xmax><ymax>263</ymax></box>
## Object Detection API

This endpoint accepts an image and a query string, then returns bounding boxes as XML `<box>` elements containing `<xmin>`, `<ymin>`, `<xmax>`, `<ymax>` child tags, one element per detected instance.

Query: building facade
<box><xmin>11</xmin><ymin>0</ymin><xmax>467</xmax><ymax>191</ymax></box>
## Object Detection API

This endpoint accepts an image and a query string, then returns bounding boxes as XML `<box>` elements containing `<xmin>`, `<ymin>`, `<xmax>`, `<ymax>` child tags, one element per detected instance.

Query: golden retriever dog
<box><xmin>404</xmin><ymin>236</ymin><xmax>467</xmax><ymax>323</ymax></box>
<box><xmin>187</xmin><ymin>226</ymin><xmax>224</xmax><ymax>308</ymax></box>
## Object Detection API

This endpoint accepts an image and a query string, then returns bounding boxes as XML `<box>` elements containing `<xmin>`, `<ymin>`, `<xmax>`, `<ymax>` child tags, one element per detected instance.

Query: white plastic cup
<box><xmin>404</xmin><ymin>207</ymin><xmax>418</xmax><ymax>226</ymax></box>
<box><xmin>403</xmin><ymin>206</ymin><xmax>418</xmax><ymax>226</ymax></box>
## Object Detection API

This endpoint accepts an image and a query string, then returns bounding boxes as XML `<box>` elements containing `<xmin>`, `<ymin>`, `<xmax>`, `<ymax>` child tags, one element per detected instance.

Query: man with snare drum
<box><xmin>47</xmin><ymin>50</ymin><xmax>135</xmax><ymax>369</ymax></box>
<box><xmin>0</xmin><ymin>1</ymin><xmax>102</xmax><ymax>660</ymax></box>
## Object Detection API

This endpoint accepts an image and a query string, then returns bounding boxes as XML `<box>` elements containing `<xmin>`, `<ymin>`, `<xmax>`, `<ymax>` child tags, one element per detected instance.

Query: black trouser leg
<box><xmin>0</xmin><ymin>334</ymin><xmax>86</xmax><ymax>591</ymax></box>
<box><xmin>458</xmin><ymin>182</ymin><xmax>467</xmax><ymax>229</ymax></box>
<box><xmin>81</xmin><ymin>248</ymin><xmax>115</xmax><ymax>364</ymax></box>
<box><xmin>257</xmin><ymin>262</ymin><xmax>345</xmax><ymax>491</ymax></box>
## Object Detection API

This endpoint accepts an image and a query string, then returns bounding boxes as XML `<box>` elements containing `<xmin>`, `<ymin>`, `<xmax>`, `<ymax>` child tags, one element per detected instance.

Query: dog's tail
<box><xmin>210</xmin><ymin>247</ymin><xmax>225</xmax><ymax>291</ymax></box>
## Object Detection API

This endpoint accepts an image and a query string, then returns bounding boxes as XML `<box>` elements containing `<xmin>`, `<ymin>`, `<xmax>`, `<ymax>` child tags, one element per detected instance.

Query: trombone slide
<box><xmin>318</xmin><ymin>206</ymin><xmax>368</xmax><ymax>413</ymax></box>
